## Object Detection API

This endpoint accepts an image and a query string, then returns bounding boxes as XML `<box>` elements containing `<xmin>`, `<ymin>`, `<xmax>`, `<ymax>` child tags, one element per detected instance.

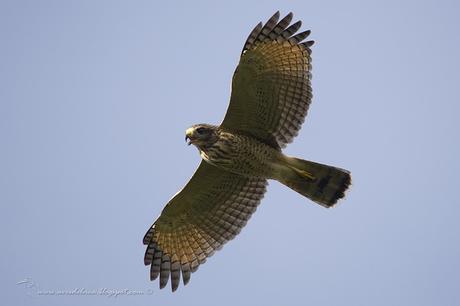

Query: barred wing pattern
<box><xmin>221</xmin><ymin>11</ymin><xmax>314</xmax><ymax>148</ymax></box>
<box><xmin>143</xmin><ymin>161</ymin><xmax>267</xmax><ymax>291</ymax></box>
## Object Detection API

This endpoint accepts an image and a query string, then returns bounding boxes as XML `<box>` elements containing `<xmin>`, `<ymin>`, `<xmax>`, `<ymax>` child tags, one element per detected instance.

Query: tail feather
<box><xmin>278</xmin><ymin>156</ymin><xmax>351</xmax><ymax>207</ymax></box>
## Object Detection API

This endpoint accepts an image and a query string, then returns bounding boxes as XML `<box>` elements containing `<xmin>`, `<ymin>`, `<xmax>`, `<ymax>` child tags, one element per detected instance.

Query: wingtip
<box><xmin>159</xmin><ymin>280</ymin><xmax>168</xmax><ymax>289</ymax></box>
<box><xmin>171</xmin><ymin>279</ymin><xmax>179</xmax><ymax>292</ymax></box>
<box><xmin>296</xmin><ymin>19</ymin><xmax>303</xmax><ymax>29</ymax></box>
<box><xmin>267</xmin><ymin>11</ymin><xmax>280</xmax><ymax>25</ymax></box>
<box><xmin>143</xmin><ymin>224</ymin><xmax>155</xmax><ymax>245</ymax></box>
<box><xmin>183</xmin><ymin>276</ymin><xmax>190</xmax><ymax>286</ymax></box>
<box><xmin>304</xmin><ymin>40</ymin><xmax>315</xmax><ymax>47</ymax></box>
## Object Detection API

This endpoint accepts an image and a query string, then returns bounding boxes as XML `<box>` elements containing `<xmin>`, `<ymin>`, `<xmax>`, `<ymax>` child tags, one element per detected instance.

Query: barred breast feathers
<box><xmin>200</xmin><ymin>130</ymin><xmax>235</xmax><ymax>166</ymax></box>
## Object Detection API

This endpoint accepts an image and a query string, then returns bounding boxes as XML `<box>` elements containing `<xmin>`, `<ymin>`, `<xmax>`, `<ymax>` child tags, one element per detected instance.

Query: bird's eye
<box><xmin>196</xmin><ymin>127</ymin><xmax>206</xmax><ymax>134</ymax></box>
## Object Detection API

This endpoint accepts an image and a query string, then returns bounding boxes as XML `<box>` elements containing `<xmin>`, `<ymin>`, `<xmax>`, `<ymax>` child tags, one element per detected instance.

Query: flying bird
<box><xmin>143</xmin><ymin>11</ymin><xmax>351</xmax><ymax>291</ymax></box>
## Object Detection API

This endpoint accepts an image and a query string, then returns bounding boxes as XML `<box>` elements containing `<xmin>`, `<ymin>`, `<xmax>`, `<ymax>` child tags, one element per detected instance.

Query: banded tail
<box><xmin>276</xmin><ymin>156</ymin><xmax>351</xmax><ymax>207</ymax></box>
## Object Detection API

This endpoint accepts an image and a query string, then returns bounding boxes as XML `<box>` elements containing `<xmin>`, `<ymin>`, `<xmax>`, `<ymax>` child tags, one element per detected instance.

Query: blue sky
<box><xmin>1</xmin><ymin>0</ymin><xmax>459</xmax><ymax>305</ymax></box>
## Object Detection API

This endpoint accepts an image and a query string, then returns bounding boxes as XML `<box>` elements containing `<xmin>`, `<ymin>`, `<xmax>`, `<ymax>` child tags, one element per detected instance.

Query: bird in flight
<box><xmin>143</xmin><ymin>11</ymin><xmax>351</xmax><ymax>292</ymax></box>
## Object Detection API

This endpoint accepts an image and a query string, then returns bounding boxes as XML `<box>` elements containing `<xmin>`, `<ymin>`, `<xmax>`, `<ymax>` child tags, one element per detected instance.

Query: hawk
<box><xmin>143</xmin><ymin>11</ymin><xmax>351</xmax><ymax>291</ymax></box>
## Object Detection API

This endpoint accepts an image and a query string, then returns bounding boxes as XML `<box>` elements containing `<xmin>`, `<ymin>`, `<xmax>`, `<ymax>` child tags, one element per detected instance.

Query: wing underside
<box><xmin>221</xmin><ymin>11</ymin><xmax>314</xmax><ymax>148</ymax></box>
<box><xmin>144</xmin><ymin>11</ymin><xmax>314</xmax><ymax>291</ymax></box>
<box><xmin>143</xmin><ymin>161</ymin><xmax>267</xmax><ymax>291</ymax></box>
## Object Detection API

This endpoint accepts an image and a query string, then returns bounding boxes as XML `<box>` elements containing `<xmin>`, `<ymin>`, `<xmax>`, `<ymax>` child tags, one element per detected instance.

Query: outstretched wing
<box><xmin>143</xmin><ymin>161</ymin><xmax>267</xmax><ymax>291</ymax></box>
<box><xmin>221</xmin><ymin>11</ymin><xmax>314</xmax><ymax>148</ymax></box>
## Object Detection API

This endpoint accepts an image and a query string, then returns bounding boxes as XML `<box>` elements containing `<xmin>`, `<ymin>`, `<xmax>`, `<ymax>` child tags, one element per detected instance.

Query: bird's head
<box><xmin>185</xmin><ymin>124</ymin><xmax>218</xmax><ymax>149</ymax></box>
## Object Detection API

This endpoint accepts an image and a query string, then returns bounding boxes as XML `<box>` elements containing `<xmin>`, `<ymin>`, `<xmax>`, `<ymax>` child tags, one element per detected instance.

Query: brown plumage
<box><xmin>143</xmin><ymin>11</ymin><xmax>351</xmax><ymax>292</ymax></box>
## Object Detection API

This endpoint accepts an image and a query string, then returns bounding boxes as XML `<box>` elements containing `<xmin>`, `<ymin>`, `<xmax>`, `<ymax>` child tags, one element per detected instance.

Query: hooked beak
<box><xmin>185</xmin><ymin>135</ymin><xmax>192</xmax><ymax>145</ymax></box>
<box><xmin>185</xmin><ymin>128</ymin><xmax>194</xmax><ymax>145</ymax></box>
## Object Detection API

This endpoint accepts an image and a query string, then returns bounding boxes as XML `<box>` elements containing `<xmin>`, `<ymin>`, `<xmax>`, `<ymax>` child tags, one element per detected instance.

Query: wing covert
<box><xmin>221</xmin><ymin>12</ymin><xmax>314</xmax><ymax>148</ymax></box>
<box><xmin>143</xmin><ymin>161</ymin><xmax>267</xmax><ymax>291</ymax></box>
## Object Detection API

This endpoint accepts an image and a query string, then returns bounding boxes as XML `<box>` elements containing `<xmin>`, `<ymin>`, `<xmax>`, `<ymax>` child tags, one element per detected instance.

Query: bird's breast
<box><xmin>199</xmin><ymin>133</ymin><xmax>281</xmax><ymax>178</ymax></box>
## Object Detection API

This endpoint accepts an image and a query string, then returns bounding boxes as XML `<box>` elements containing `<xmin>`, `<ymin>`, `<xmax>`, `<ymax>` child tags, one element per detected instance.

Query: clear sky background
<box><xmin>1</xmin><ymin>0</ymin><xmax>459</xmax><ymax>305</ymax></box>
